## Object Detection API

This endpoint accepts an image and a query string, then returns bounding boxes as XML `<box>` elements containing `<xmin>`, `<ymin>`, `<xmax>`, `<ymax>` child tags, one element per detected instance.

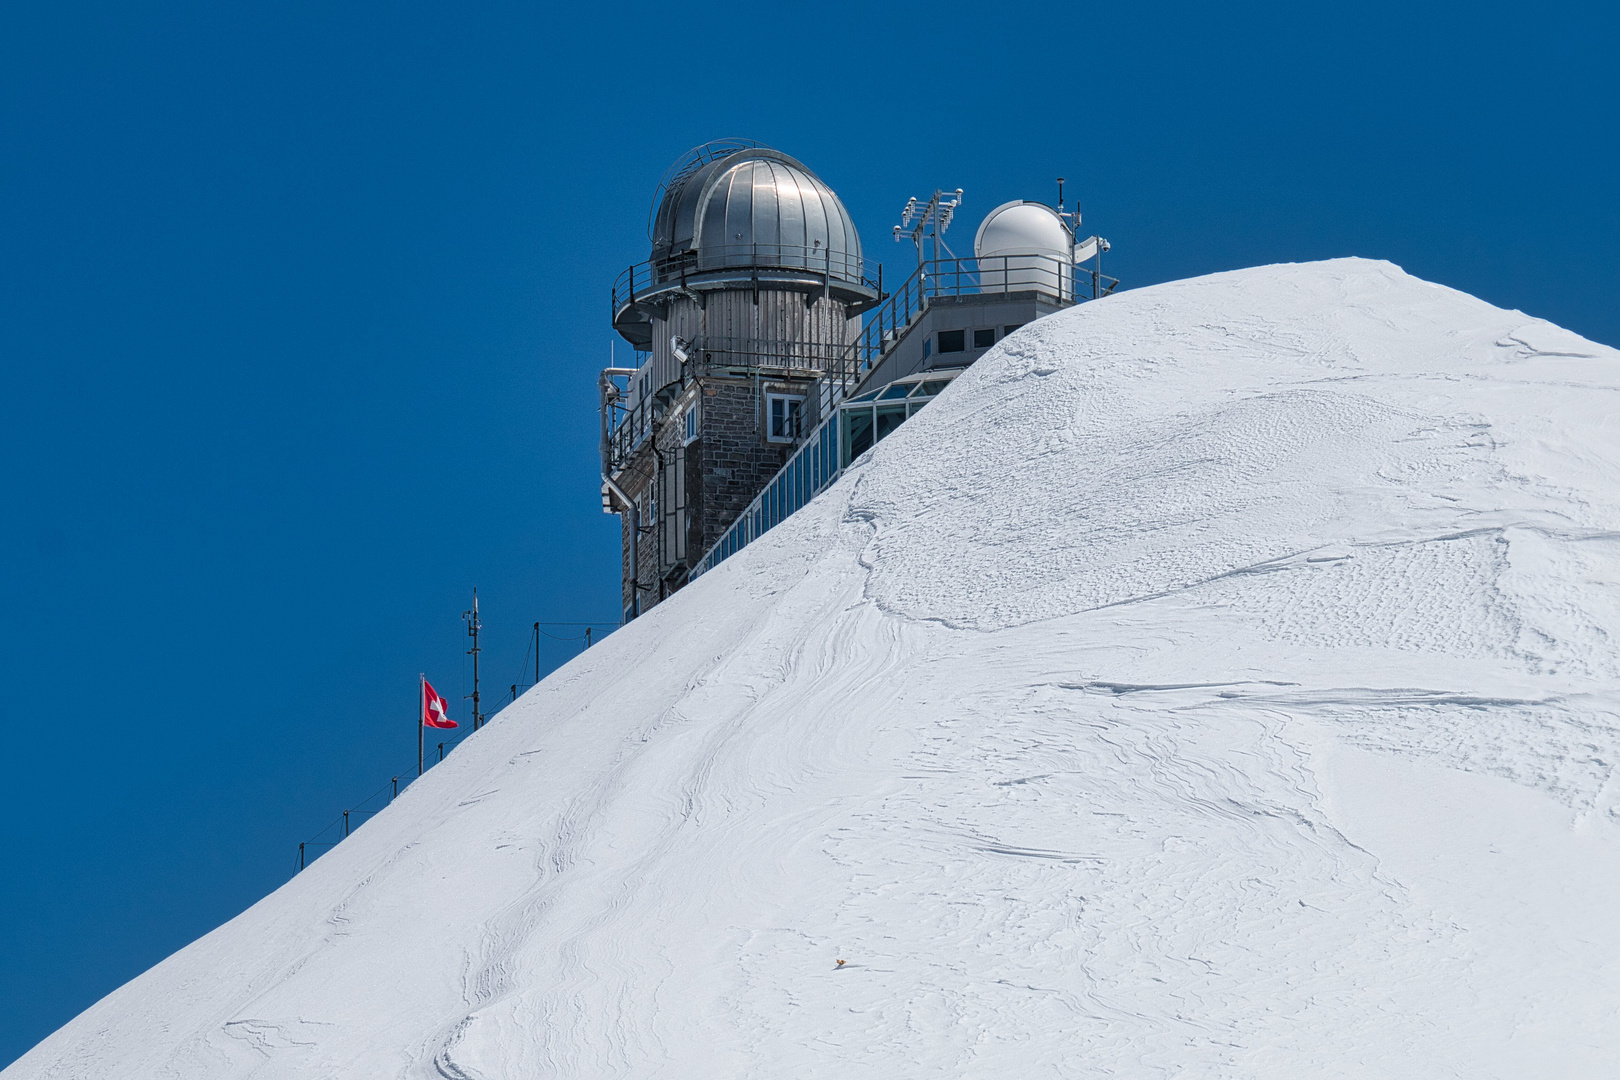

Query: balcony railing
<box><xmin>604</xmin><ymin>252</ymin><xmax>1119</xmax><ymax>474</ymax></box>
<box><xmin>612</xmin><ymin>245</ymin><xmax>877</xmax><ymax>319</ymax></box>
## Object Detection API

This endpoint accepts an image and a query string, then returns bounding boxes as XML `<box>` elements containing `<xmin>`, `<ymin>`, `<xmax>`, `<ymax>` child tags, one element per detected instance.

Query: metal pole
<box><xmin>465</xmin><ymin>589</ymin><xmax>482</xmax><ymax>731</ymax></box>
<box><xmin>299</xmin><ymin>842</ymin><xmax>305</xmax><ymax>871</ymax></box>
<box><xmin>534</xmin><ymin>622</ymin><xmax>540</xmax><ymax>684</ymax></box>
<box><xmin>438</xmin><ymin>741</ymin><xmax>445</xmax><ymax>763</ymax></box>
<box><xmin>343</xmin><ymin>810</ymin><xmax>350</xmax><ymax>838</ymax></box>
<box><xmin>418</xmin><ymin>673</ymin><xmax>424</xmax><ymax>777</ymax></box>
<box><xmin>510</xmin><ymin>683</ymin><xmax>517</xmax><ymax>703</ymax></box>
<box><xmin>586</xmin><ymin>626</ymin><xmax>593</xmax><ymax>648</ymax></box>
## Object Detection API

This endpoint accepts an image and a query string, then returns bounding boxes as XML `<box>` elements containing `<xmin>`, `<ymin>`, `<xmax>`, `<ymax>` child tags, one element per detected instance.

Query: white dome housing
<box><xmin>973</xmin><ymin>201</ymin><xmax>1074</xmax><ymax>300</ymax></box>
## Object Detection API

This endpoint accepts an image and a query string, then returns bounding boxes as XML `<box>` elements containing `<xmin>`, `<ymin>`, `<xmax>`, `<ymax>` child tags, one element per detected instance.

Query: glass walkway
<box><xmin>691</xmin><ymin>370</ymin><xmax>962</xmax><ymax>580</ymax></box>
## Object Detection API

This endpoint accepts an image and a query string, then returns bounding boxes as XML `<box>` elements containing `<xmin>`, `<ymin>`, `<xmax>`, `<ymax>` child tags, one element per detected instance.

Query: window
<box><xmin>973</xmin><ymin>328</ymin><xmax>996</xmax><ymax>349</ymax></box>
<box><xmin>657</xmin><ymin>446</ymin><xmax>687</xmax><ymax>568</ymax></box>
<box><xmin>767</xmin><ymin>393</ymin><xmax>805</xmax><ymax>443</ymax></box>
<box><xmin>876</xmin><ymin>403</ymin><xmax>907</xmax><ymax>441</ymax></box>
<box><xmin>684</xmin><ymin>404</ymin><xmax>699</xmax><ymax>444</ymax></box>
<box><xmin>841</xmin><ymin>407</ymin><xmax>874</xmax><ymax>466</ymax></box>
<box><xmin>1003</xmin><ymin>324</ymin><xmax>1024</xmax><ymax>337</ymax></box>
<box><xmin>938</xmin><ymin>329</ymin><xmax>965</xmax><ymax>353</ymax></box>
<box><xmin>922</xmin><ymin>337</ymin><xmax>932</xmax><ymax>360</ymax></box>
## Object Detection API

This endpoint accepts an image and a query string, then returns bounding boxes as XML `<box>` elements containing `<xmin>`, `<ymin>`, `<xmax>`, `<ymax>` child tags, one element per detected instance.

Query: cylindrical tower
<box><xmin>604</xmin><ymin>142</ymin><xmax>877</xmax><ymax>617</ymax></box>
<box><xmin>614</xmin><ymin>143</ymin><xmax>877</xmax><ymax>397</ymax></box>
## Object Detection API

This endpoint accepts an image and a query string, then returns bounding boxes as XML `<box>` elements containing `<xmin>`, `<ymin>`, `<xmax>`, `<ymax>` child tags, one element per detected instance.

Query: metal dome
<box><xmin>650</xmin><ymin>145</ymin><xmax>865</xmax><ymax>285</ymax></box>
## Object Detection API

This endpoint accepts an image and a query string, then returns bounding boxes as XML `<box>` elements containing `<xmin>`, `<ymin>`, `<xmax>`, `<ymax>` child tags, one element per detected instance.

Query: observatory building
<box><xmin>602</xmin><ymin>140</ymin><xmax>1114</xmax><ymax>619</ymax></box>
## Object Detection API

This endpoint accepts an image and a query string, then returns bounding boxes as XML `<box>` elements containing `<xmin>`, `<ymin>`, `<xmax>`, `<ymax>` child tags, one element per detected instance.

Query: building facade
<box><xmin>603</xmin><ymin>142</ymin><xmax>1115</xmax><ymax>620</ymax></box>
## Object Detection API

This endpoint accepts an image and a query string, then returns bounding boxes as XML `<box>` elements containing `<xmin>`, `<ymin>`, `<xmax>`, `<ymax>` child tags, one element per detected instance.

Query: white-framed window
<box><xmin>766</xmin><ymin>393</ymin><xmax>805</xmax><ymax>443</ymax></box>
<box><xmin>684</xmin><ymin>403</ymin><xmax>699</xmax><ymax>444</ymax></box>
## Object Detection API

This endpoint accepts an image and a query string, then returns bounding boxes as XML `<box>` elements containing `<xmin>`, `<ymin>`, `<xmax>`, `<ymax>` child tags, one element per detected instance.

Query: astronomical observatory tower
<box><xmin>602</xmin><ymin>140</ymin><xmax>1114</xmax><ymax>619</ymax></box>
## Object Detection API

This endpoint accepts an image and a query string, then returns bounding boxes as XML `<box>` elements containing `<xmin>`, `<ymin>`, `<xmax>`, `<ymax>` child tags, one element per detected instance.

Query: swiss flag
<box><xmin>422</xmin><ymin>678</ymin><xmax>458</xmax><ymax>729</ymax></box>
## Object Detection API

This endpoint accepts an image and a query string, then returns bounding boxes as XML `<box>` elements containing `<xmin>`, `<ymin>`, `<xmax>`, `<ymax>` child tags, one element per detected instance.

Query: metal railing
<box><xmin>612</xmin><ymin>245</ymin><xmax>877</xmax><ymax>319</ymax></box>
<box><xmin>605</xmin><ymin>252</ymin><xmax>1120</xmax><ymax>474</ymax></box>
<box><xmin>691</xmin><ymin>405</ymin><xmax>846</xmax><ymax>581</ymax></box>
<box><xmin>682</xmin><ymin>334</ymin><xmax>862</xmax><ymax>372</ymax></box>
<box><xmin>804</xmin><ymin>252</ymin><xmax>1118</xmax><ymax>418</ymax></box>
<box><xmin>601</xmin><ymin>335</ymin><xmax>853</xmax><ymax>474</ymax></box>
<box><xmin>603</xmin><ymin>392</ymin><xmax>656</xmax><ymax>474</ymax></box>
<box><xmin>809</xmin><ymin>260</ymin><xmax>929</xmax><ymax>418</ymax></box>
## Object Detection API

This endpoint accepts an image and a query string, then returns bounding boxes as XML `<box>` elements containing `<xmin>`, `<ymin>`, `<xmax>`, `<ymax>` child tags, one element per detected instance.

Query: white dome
<box><xmin>973</xmin><ymin>201</ymin><xmax>1074</xmax><ymax>300</ymax></box>
<box><xmin>974</xmin><ymin>201</ymin><xmax>1073</xmax><ymax>262</ymax></box>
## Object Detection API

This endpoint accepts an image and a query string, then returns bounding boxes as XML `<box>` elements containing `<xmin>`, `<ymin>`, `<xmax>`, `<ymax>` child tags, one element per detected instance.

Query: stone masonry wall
<box><xmin>695</xmin><ymin>375</ymin><xmax>815</xmax><ymax>554</ymax></box>
<box><xmin>614</xmin><ymin>370</ymin><xmax>819</xmax><ymax>618</ymax></box>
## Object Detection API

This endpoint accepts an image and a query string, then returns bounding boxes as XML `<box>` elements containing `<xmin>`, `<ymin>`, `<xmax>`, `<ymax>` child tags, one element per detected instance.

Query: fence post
<box><xmin>299</xmin><ymin>842</ymin><xmax>305</xmax><ymax>871</ymax></box>
<box><xmin>343</xmin><ymin>810</ymin><xmax>349</xmax><ymax>838</ymax></box>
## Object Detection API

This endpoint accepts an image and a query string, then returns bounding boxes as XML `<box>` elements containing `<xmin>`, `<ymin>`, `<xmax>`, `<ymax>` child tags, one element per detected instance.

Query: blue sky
<box><xmin>1</xmin><ymin>0</ymin><xmax>1615</xmax><ymax>1065</ymax></box>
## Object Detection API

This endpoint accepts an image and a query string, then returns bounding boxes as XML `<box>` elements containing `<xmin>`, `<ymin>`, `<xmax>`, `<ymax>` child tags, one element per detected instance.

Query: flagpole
<box><xmin>418</xmin><ymin>673</ymin><xmax>425</xmax><ymax>777</ymax></box>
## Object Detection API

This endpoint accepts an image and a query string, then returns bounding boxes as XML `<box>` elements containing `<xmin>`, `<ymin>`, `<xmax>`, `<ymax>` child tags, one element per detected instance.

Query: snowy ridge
<box><xmin>10</xmin><ymin>258</ymin><xmax>1620</xmax><ymax>1078</ymax></box>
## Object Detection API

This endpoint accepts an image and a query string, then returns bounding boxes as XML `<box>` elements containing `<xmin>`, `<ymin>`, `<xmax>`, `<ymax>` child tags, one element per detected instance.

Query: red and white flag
<box><xmin>422</xmin><ymin>677</ymin><xmax>458</xmax><ymax>729</ymax></box>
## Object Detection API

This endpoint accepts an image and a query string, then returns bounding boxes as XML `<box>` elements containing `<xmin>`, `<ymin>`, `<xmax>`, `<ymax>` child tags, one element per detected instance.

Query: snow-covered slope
<box><xmin>12</xmin><ymin>258</ymin><xmax>1620</xmax><ymax>1079</ymax></box>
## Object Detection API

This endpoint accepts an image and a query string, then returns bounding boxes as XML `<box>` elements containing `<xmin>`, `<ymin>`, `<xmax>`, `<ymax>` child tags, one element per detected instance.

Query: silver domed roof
<box><xmin>650</xmin><ymin>145</ymin><xmax>864</xmax><ymax>285</ymax></box>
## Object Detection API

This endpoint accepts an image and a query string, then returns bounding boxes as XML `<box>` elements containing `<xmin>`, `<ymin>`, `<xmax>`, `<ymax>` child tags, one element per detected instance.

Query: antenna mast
<box><xmin>893</xmin><ymin>188</ymin><xmax>964</xmax><ymax>272</ymax></box>
<box><xmin>464</xmin><ymin>589</ymin><xmax>483</xmax><ymax>731</ymax></box>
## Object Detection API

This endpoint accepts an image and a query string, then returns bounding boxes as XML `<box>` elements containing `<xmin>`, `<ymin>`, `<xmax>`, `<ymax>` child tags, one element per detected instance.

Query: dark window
<box><xmin>938</xmin><ymin>330</ymin><xmax>965</xmax><ymax>353</ymax></box>
<box><xmin>843</xmin><ymin>408</ymin><xmax>874</xmax><ymax>463</ymax></box>
<box><xmin>875</xmin><ymin>404</ymin><xmax>907</xmax><ymax>441</ymax></box>
<box><xmin>973</xmin><ymin>328</ymin><xmax>996</xmax><ymax>349</ymax></box>
<box><xmin>768</xmin><ymin>394</ymin><xmax>804</xmax><ymax>442</ymax></box>
<box><xmin>1003</xmin><ymin>324</ymin><xmax>1024</xmax><ymax>336</ymax></box>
